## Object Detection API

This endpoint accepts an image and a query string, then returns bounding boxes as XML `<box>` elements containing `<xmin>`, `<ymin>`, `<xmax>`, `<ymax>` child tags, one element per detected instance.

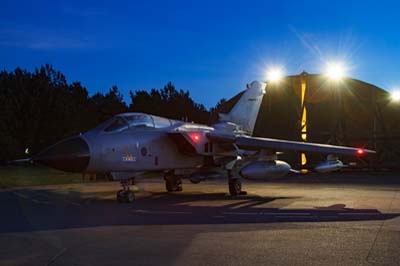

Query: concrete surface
<box><xmin>0</xmin><ymin>173</ymin><xmax>399</xmax><ymax>266</ymax></box>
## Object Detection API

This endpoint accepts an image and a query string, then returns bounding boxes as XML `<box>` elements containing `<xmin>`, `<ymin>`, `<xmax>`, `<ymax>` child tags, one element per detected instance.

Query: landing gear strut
<box><xmin>227</xmin><ymin>170</ymin><xmax>246</xmax><ymax>196</ymax></box>
<box><xmin>117</xmin><ymin>180</ymin><xmax>135</xmax><ymax>203</ymax></box>
<box><xmin>164</xmin><ymin>171</ymin><xmax>183</xmax><ymax>192</ymax></box>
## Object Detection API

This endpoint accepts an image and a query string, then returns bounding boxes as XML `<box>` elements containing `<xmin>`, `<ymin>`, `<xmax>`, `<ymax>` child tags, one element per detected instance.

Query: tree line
<box><xmin>0</xmin><ymin>65</ymin><xmax>228</xmax><ymax>161</ymax></box>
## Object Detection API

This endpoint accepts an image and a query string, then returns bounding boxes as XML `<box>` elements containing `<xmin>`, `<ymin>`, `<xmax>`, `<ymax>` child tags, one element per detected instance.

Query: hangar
<box><xmin>222</xmin><ymin>72</ymin><xmax>400</xmax><ymax>168</ymax></box>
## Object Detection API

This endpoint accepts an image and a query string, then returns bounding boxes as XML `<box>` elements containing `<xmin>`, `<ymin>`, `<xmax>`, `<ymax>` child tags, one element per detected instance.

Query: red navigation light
<box><xmin>188</xmin><ymin>132</ymin><xmax>202</xmax><ymax>143</ymax></box>
<box><xmin>357</xmin><ymin>148</ymin><xmax>365</xmax><ymax>155</ymax></box>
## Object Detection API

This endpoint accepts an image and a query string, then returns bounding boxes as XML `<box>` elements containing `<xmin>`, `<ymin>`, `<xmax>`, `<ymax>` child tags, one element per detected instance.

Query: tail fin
<box><xmin>219</xmin><ymin>80</ymin><xmax>265</xmax><ymax>135</ymax></box>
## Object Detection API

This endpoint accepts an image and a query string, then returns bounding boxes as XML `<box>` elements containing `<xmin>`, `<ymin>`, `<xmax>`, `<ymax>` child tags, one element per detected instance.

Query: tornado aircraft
<box><xmin>32</xmin><ymin>81</ymin><xmax>375</xmax><ymax>203</ymax></box>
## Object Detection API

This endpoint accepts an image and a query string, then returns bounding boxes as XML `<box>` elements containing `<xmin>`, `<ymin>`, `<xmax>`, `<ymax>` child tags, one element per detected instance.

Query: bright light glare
<box><xmin>266</xmin><ymin>67</ymin><xmax>284</xmax><ymax>82</ymax></box>
<box><xmin>325</xmin><ymin>62</ymin><xmax>346</xmax><ymax>80</ymax></box>
<box><xmin>391</xmin><ymin>91</ymin><xmax>400</xmax><ymax>102</ymax></box>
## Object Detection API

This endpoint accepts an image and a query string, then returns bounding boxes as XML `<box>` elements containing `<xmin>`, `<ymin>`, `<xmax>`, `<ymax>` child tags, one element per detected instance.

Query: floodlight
<box><xmin>266</xmin><ymin>67</ymin><xmax>284</xmax><ymax>82</ymax></box>
<box><xmin>325</xmin><ymin>62</ymin><xmax>346</xmax><ymax>80</ymax></box>
<box><xmin>391</xmin><ymin>90</ymin><xmax>400</xmax><ymax>102</ymax></box>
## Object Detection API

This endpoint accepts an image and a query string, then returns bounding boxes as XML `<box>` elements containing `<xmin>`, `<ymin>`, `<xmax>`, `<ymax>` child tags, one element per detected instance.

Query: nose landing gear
<box><xmin>164</xmin><ymin>171</ymin><xmax>183</xmax><ymax>192</ymax></box>
<box><xmin>117</xmin><ymin>180</ymin><xmax>136</xmax><ymax>203</ymax></box>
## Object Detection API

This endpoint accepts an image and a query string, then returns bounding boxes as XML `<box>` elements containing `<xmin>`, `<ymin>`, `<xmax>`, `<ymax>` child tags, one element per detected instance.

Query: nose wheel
<box><xmin>117</xmin><ymin>180</ymin><xmax>136</xmax><ymax>203</ymax></box>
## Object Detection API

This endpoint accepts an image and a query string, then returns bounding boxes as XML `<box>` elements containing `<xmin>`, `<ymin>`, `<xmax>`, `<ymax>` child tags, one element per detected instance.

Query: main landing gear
<box><xmin>227</xmin><ymin>170</ymin><xmax>246</xmax><ymax>196</ymax></box>
<box><xmin>117</xmin><ymin>179</ymin><xmax>135</xmax><ymax>203</ymax></box>
<box><xmin>164</xmin><ymin>171</ymin><xmax>183</xmax><ymax>192</ymax></box>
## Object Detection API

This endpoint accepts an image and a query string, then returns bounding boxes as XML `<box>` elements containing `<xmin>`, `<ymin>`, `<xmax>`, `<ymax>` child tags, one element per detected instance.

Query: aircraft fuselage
<box><xmin>83</xmin><ymin>127</ymin><xmax>203</xmax><ymax>173</ymax></box>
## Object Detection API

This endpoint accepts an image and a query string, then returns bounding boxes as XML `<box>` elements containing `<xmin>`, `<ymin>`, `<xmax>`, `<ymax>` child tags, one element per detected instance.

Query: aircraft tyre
<box><xmin>125</xmin><ymin>190</ymin><xmax>135</xmax><ymax>202</ymax></box>
<box><xmin>117</xmin><ymin>190</ymin><xmax>125</xmax><ymax>202</ymax></box>
<box><xmin>117</xmin><ymin>189</ymin><xmax>135</xmax><ymax>203</ymax></box>
<box><xmin>228</xmin><ymin>178</ymin><xmax>242</xmax><ymax>196</ymax></box>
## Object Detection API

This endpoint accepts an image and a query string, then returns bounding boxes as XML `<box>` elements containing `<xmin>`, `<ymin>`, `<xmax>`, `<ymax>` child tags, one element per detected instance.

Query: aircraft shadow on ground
<box><xmin>1</xmin><ymin>189</ymin><xmax>399</xmax><ymax>233</ymax></box>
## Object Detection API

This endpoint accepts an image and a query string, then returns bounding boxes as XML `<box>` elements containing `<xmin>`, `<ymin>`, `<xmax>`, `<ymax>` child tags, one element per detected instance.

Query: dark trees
<box><xmin>129</xmin><ymin>82</ymin><xmax>210</xmax><ymax>124</ymax></box>
<box><xmin>0</xmin><ymin>65</ymin><xmax>127</xmax><ymax>160</ymax></box>
<box><xmin>0</xmin><ymin>65</ymin><xmax>227</xmax><ymax>161</ymax></box>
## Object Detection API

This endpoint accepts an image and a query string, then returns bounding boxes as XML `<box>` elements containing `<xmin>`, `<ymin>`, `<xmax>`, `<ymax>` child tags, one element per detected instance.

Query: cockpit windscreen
<box><xmin>103</xmin><ymin>117</ymin><xmax>128</xmax><ymax>132</ymax></box>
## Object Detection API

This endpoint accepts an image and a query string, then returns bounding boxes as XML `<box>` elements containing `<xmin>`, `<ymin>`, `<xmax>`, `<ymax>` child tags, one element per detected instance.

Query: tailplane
<box><xmin>219</xmin><ymin>80</ymin><xmax>265</xmax><ymax>135</ymax></box>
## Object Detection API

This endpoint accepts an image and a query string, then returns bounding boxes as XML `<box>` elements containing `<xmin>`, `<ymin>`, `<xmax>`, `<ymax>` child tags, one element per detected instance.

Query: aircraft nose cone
<box><xmin>33</xmin><ymin>136</ymin><xmax>90</xmax><ymax>172</ymax></box>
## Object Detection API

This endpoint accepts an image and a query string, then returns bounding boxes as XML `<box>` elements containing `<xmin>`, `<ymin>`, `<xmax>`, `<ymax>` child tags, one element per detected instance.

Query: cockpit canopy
<box><xmin>102</xmin><ymin>113</ymin><xmax>180</xmax><ymax>132</ymax></box>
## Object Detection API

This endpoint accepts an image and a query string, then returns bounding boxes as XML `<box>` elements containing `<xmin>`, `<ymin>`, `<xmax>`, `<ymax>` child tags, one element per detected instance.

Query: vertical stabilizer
<box><xmin>219</xmin><ymin>81</ymin><xmax>265</xmax><ymax>135</ymax></box>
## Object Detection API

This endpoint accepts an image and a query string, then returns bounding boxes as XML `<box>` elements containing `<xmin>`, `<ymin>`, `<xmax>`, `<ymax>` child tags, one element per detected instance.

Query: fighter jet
<box><xmin>32</xmin><ymin>81</ymin><xmax>375</xmax><ymax>203</ymax></box>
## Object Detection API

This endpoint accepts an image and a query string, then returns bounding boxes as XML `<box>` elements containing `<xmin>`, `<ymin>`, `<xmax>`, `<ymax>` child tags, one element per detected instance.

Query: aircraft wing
<box><xmin>207</xmin><ymin>132</ymin><xmax>376</xmax><ymax>156</ymax></box>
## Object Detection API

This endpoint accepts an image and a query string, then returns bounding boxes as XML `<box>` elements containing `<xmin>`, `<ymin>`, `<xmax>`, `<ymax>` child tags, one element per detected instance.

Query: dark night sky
<box><xmin>1</xmin><ymin>0</ymin><xmax>400</xmax><ymax>107</ymax></box>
